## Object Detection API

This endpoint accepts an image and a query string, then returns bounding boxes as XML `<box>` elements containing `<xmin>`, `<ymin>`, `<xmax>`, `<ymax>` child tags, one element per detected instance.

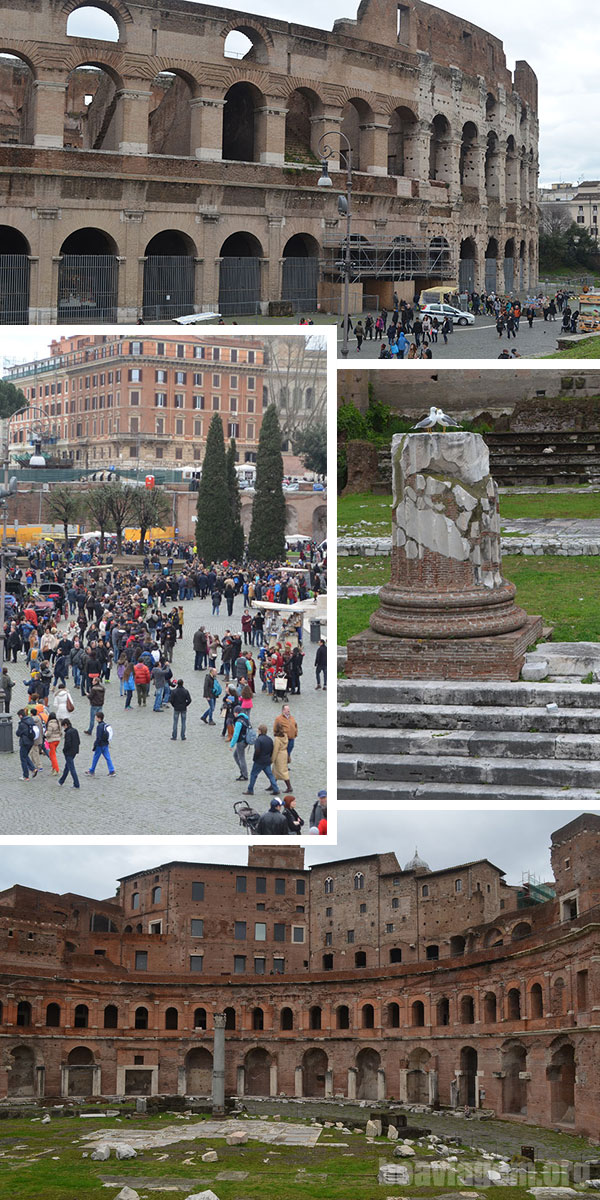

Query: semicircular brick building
<box><xmin>0</xmin><ymin>816</ymin><xmax>598</xmax><ymax>1135</ymax></box>
<box><xmin>0</xmin><ymin>0</ymin><xmax>538</xmax><ymax>322</ymax></box>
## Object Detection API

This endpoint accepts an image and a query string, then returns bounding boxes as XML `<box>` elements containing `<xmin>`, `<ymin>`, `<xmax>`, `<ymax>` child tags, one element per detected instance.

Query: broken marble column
<box><xmin>212</xmin><ymin>1012</ymin><xmax>226</xmax><ymax>1116</ymax></box>
<box><xmin>346</xmin><ymin>432</ymin><xmax>543</xmax><ymax>681</ymax></box>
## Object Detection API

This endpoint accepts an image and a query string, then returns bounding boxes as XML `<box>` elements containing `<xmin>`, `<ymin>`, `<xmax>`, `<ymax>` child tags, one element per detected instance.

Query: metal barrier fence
<box><xmin>142</xmin><ymin>256</ymin><xmax>195</xmax><ymax>321</ymax></box>
<box><xmin>57</xmin><ymin>255</ymin><xmax>118</xmax><ymax>324</ymax></box>
<box><xmin>281</xmin><ymin>257</ymin><xmax>319</xmax><ymax>312</ymax></box>
<box><xmin>218</xmin><ymin>257</ymin><xmax>261</xmax><ymax>316</ymax></box>
<box><xmin>0</xmin><ymin>255</ymin><xmax>30</xmax><ymax>324</ymax></box>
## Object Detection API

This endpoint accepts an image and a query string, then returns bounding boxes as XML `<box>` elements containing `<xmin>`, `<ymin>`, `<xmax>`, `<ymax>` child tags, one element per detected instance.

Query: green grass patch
<box><xmin>339</xmin><ymin>556</ymin><xmax>390</xmax><ymax>585</ymax></box>
<box><xmin>338</xmin><ymin>492</ymin><xmax>394</xmax><ymax>537</ymax></box>
<box><xmin>544</xmin><ymin>335</ymin><xmax>600</xmax><ymax>359</ymax></box>
<box><xmin>338</xmin><ymin>555</ymin><xmax>600</xmax><ymax>644</ymax></box>
<box><xmin>339</xmin><ymin>489</ymin><xmax>600</xmax><ymax>528</ymax></box>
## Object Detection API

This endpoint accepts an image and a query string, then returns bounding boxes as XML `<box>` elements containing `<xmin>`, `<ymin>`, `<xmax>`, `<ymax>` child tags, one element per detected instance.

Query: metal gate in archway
<box><xmin>142</xmin><ymin>256</ymin><xmax>195</xmax><ymax>321</ymax></box>
<box><xmin>281</xmin><ymin>257</ymin><xmax>319</xmax><ymax>312</ymax></box>
<box><xmin>459</xmin><ymin>258</ymin><xmax>475</xmax><ymax>293</ymax></box>
<box><xmin>504</xmin><ymin>256</ymin><xmax>514</xmax><ymax>292</ymax></box>
<box><xmin>57</xmin><ymin>255</ymin><xmax>118</xmax><ymax>323</ymax></box>
<box><xmin>485</xmin><ymin>259</ymin><xmax>497</xmax><ymax>293</ymax></box>
<box><xmin>218</xmin><ymin>257</ymin><xmax>261</xmax><ymax>316</ymax></box>
<box><xmin>0</xmin><ymin>255</ymin><xmax>30</xmax><ymax>323</ymax></box>
<box><xmin>519</xmin><ymin>257</ymin><xmax>525</xmax><ymax>290</ymax></box>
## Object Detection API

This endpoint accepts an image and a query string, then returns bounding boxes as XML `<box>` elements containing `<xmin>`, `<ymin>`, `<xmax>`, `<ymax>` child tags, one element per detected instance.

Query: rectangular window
<box><xmin>213</xmin><ymin>347</ymin><xmax>220</xmax><ymax>361</ymax></box>
<box><xmin>155</xmin><ymin>393</ymin><xmax>167</xmax><ymax>407</ymax></box>
<box><xmin>347</xmin><ymin>929</ymin><xmax>355</xmax><ymax>943</ymax></box>
<box><xmin>212</xmin><ymin>396</ymin><xmax>219</xmax><ymax>410</ymax></box>
<box><xmin>193</xmin><ymin>373</ymin><xmax>203</xmax><ymax>386</ymax></box>
<box><xmin>274</xmin><ymin>923</ymin><xmax>285</xmax><ymax>942</ymax></box>
<box><xmin>156</xmin><ymin>341</ymin><xmax>165</xmax><ymax>355</ymax></box>
<box><xmin>227</xmin><ymin>422</ymin><xmax>240</xmax><ymax>438</ymax></box>
<box><xmin>155</xmin><ymin>369</ymin><xmax>167</xmax><ymax>382</ymax></box>
<box><xmin>192</xmin><ymin>881</ymin><xmax>204</xmax><ymax>901</ymax></box>
<box><xmin>248</xmin><ymin>350</ymin><xmax>255</xmax><ymax>363</ymax></box>
<box><xmin>176</xmin><ymin>343</ymin><xmax>185</xmax><ymax>358</ymax></box>
<box><xmin>130</xmin><ymin>391</ymin><xmax>140</xmax><ymax>406</ymax></box>
<box><xmin>190</xmin><ymin>955</ymin><xmax>203</xmax><ymax>972</ymax></box>
<box><xmin>129</xmin><ymin>341</ymin><xmax>143</xmax><ymax>355</ymax></box>
<box><xmin>175</xmin><ymin>371</ymin><xmax>187</xmax><ymax>384</ymax></box>
<box><xmin>325</xmin><ymin>906</ymin><xmax>332</xmax><ymax>917</ymax></box>
<box><xmin>231</xmin><ymin>348</ymin><xmax>238</xmax><ymax>362</ymax></box>
<box><xmin>230</xmin><ymin>396</ymin><xmax>237</xmax><ymax>412</ymax></box>
<box><xmin>149</xmin><ymin>920</ymin><xmax>162</xmax><ymax>934</ymax></box>
<box><xmin>235</xmin><ymin>920</ymin><xmax>247</xmax><ymax>940</ymax></box>
<box><xmin>254</xmin><ymin>957</ymin><xmax>266</xmax><ymax>974</ymax></box>
<box><xmin>230</xmin><ymin>374</ymin><xmax>238</xmax><ymax>389</ymax></box>
<box><xmin>213</xmin><ymin>373</ymin><xmax>220</xmax><ymax>387</ymax></box>
<box><xmin>275</xmin><ymin>878</ymin><xmax>286</xmax><ymax>895</ymax></box>
<box><xmin>273</xmin><ymin>957</ymin><xmax>284</xmax><ymax>974</ymax></box>
<box><xmin>236</xmin><ymin>875</ymin><xmax>247</xmax><ymax>893</ymax></box>
<box><xmin>255</xmin><ymin>922</ymin><xmax>267</xmax><ymax>941</ymax></box>
<box><xmin>296</xmin><ymin>878</ymin><xmax>306</xmax><ymax>895</ymax></box>
<box><xmin>247</xmin><ymin>397</ymin><xmax>255</xmax><ymax>413</ymax></box>
<box><xmin>256</xmin><ymin>877</ymin><xmax>267</xmax><ymax>894</ymax></box>
<box><xmin>194</xmin><ymin>425</ymin><xmax>203</xmax><ymax>441</ymax></box>
<box><xmin>191</xmin><ymin>919</ymin><xmax>204</xmax><ymax>937</ymax></box>
<box><xmin>292</xmin><ymin>926</ymin><xmax>305</xmax><ymax>943</ymax></box>
<box><xmin>155</xmin><ymin>446</ymin><xmax>163</xmax><ymax>459</ymax></box>
<box><xmin>135</xmin><ymin>951</ymin><xmax>148</xmax><ymax>970</ymax></box>
<box><xmin>156</xmin><ymin>418</ymin><xmax>164</xmax><ymax>435</ymax></box>
<box><xmin>128</xmin><ymin>369</ymin><xmax>142</xmax><ymax>382</ymax></box>
<box><xmin>360</xmin><ymin>903</ymin><xmax>367</xmax><ymax>914</ymax></box>
<box><xmin>234</xmin><ymin>955</ymin><xmax>246</xmax><ymax>973</ymax></box>
<box><xmin>325</xmin><ymin>932</ymin><xmax>332</xmax><ymax>946</ymax></box>
<box><xmin>193</xmin><ymin>395</ymin><xmax>205</xmax><ymax>409</ymax></box>
<box><xmin>176</xmin><ymin>419</ymin><xmax>184</xmax><ymax>436</ymax></box>
<box><xmin>175</xmin><ymin>447</ymin><xmax>183</xmax><ymax>460</ymax></box>
<box><xmin>386</xmin><ymin>922</ymin><xmax>394</xmax><ymax>933</ymax></box>
<box><xmin>455</xmin><ymin>879</ymin><xmax>463</xmax><ymax>893</ymax></box>
<box><xmin>194</xmin><ymin>345</ymin><xmax>205</xmax><ymax>359</ymax></box>
<box><xmin>248</xmin><ymin>375</ymin><xmax>255</xmax><ymax>389</ymax></box>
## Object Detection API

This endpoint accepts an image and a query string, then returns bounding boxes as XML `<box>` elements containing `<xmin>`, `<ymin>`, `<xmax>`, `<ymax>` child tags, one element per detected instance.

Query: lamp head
<box><xmin>317</xmin><ymin>161</ymin><xmax>333</xmax><ymax>188</ymax></box>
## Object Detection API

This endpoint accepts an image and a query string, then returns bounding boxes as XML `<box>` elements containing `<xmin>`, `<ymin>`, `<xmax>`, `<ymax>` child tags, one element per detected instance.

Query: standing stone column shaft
<box><xmin>212</xmin><ymin>1012</ymin><xmax>226</xmax><ymax>1115</ymax></box>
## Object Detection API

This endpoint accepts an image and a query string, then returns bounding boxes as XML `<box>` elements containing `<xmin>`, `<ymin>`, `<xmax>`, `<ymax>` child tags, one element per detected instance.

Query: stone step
<box><xmin>337</xmin><ymin>779</ymin><xmax>600</xmax><ymax>801</ymax></box>
<box><xmin>338</xmin><ymin>678</ymin><xmax>600</xmax><ymax>708</ymax></box>
<box><xmin>337</xmin><ymin>726</ymin><xmax>600</xmax><ymax>761</ymax></box>
<box><xmin>337</xmin><ymin>701</ymin><xmax>600</xmax><ymax>733</ymax></box>
<box><xmin>337</xmin><ymin>752</ymin><xmax>600</xmax><ymax>789</ymax></box>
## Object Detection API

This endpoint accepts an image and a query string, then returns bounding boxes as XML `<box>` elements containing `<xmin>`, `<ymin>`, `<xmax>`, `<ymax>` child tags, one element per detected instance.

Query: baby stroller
<box><xmin>273</xmin><ymin>671</ymin><xmax>289</xmax><ymax>702</ymax></box>
<box><xmin>234</xmin><ymin>799</ymin><xmax>261</xmax><ymax>834</ymax></box>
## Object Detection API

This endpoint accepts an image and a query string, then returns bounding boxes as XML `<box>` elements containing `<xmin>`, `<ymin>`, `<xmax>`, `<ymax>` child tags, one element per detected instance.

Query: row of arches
<box><xmin>459</xmin><ymin>235</ymin><xmax>536</xmax><ymax>294</ymax></box>
<box><xmin>0</xmin><ymin>48</ymin><xmax>536</xmax><ymax>181</ymax></box>
<box><xmin>4</xmin><ymin>1038</ymin><xmax>576</xmax><ymax>1122</ymax></box>
<box><xmin>0</xmin><ymin>225</ymin><xmax>321</xmax><ymax>323</ymax></box>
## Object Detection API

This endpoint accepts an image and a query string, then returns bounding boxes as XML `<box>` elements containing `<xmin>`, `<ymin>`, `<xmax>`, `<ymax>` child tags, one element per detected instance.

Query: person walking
<box><xmin>45</xmin><ymin>710</ymin><xmax>62</xmax><ymax>775</ymax></box>
<box><xmin>133</xmin><ymin>659</ymin><xmax>151</xmax><ymax>706</ymax></box>
<box><xmin>85</xmin><ymin>674</ymin><xmax>105</xmax><ymax>735</ymax></box>
<box><xmin>230</xmin><ymin>706</ymin><xmax>251</xmax><ymax>781</ymax></box>
<box><xmin>85</xmin><ymin>711</ymin><xmax>116</xmax><ymax>777</ymax></box>
<box><xmin>170</xmin><ymin>678</ymin><xmax>192</xmax><ymax>740</ymax></box>
<box><xmin>151</xmin><ymin>659</ymin><xmax>169</xmax><ymax>712</ymax></box>
<box><xmin>58</xmin><ymin>718</ymin><xmax>80</xmax><ymax>788</ymax></box>
<box><xmin>201</xmin><ymin>667</ymin><xmax>221</xmax><ymax>725</ymax></box>
<box><xmin>441</xmin><ymin>316</ymin><xmax>451</xmax><ymax>344</ymax></box>
<box><xmin>315</xmin><ymin>638</ymin><xmax>327</xmax><ymax>689</ymax></box>
<box><xmin>52</xmin><ymin>681</ymin><xmax>75</xmax><ymax>722</ymax></box>
<box><xmin>275</xmin><ymin>703</ymin><xmax>298</xmax><ymax>763</ymax></box>
<box><xmin>271</xmin><ymin>722</ymin><xmax>292</xmax><ymax>793</ymax></box>
<box><xmin>243</xmin><ymin>724</ymin><xmax>280</xmax><ymax>796</ymax></box>
<box><xmin>16</xmin><ymin>708</ymin><xmax>38</xmax><ymax>781</ymax></box>
<box><xmin>354</xmin><ymin>320</ymin><xmax>364</xmax><ymax>352</ymax></box>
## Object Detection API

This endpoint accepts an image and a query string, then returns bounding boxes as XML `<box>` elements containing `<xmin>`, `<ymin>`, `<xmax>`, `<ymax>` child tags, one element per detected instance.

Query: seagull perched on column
<box><xmin>413</xmin><ymin>406</ymin><xmax>462</xmax><ymax>433</ymax></box>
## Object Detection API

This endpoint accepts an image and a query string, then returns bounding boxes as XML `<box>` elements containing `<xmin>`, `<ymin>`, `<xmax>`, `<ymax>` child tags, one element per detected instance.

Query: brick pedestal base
<box><xmin>346</xmin><ymin>614</ymin><xmax>544</xmax><ymax>681</ymax></box>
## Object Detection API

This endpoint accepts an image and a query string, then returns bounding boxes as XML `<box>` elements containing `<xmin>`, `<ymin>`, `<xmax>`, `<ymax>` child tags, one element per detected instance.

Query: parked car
<box><xmin>420</xmin><ymin>302</ymin><xmax>474</xmax><ymax>327</ymax></box>
<box><xmin>312</xmin><ymin>482</ymin><xmax>325</xmax><ymax>491</ymax></box>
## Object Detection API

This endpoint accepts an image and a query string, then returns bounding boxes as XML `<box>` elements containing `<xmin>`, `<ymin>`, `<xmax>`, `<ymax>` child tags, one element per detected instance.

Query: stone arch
<box><xmin>285</xmin><ymin>503</ymin><xmax>299</xmax><ymax>534</ymax></box>
<box><xmin>194</xmin><ymin>1007</ymin><xmax>207</xmax><ymax>1029</ymax></box>
<box><xmin>459</xmin><ymin>1045</ymin><xmax>477</xmax><ymax>1107</ymax></box>
<box><xmin>64</xmin><ymin>60</ymin><xmax>124</xmax><ymax>151</ymax></box>
<box><xmin>149</xmin><ymin>70</ymin><xmax>198</xmax><ymax>156</ymax></box>
<box><xmin>429</xmin><ymin>113</ymin><xmax>452</xmax><ymax>184</ymax></box>
<box><xmin>511</xmin><ymin>920</ymin><xmax>532</xmax><ymax>942</ymax></box>
<box><xmin>449</xmin><ymin>934</ymin><xmax>466</xmax><ymax>956</ymax></box>
<box><xmin>244</xmin><ymin>1047</ymin><xmax>271</xmax><ymax>1095</ymax></box>
<box><xmin>485</xmin><ymin>130</ymin><xmax>500</xmax><ymax>200</ymax></box>
<box><xmin>0</xmin><ymin>225</ymin><xmax>31</xmax><ymax>323</ymax></box>
<box><xmin>547</xmin><ymin>1040</ymin><xmax>575</xmax><ymax>1123</ymax></box>
<box><xmin>483</xmin><ymin>926</ymin><xmax>503</xmax><ymax>947</ymax></box>
<box><xmin>67</xmin><ymin>1045</ymin><xmax>94</xmax><ymax>1095</ymax></box>
<box><xmin>222</xmin><ymin>81</ymin><xmax>265</xmax><ymax>163</ymax></box>
<box><xmin>501</xmin><ymin>1040</ymin><xmax>527</xmax><ymax>1114</ymax></box>
<box><xmin>407</xmin><ymin>1046</ymin><xmax>430</xmax><ymax>1103</ymax></box>
<box><xmin>282</xmin><ymin>232</ymin><xmax>320</xmax><ymax>312</ymax></box>
<box><xmin>224</xmin><ymin>1006</ymin><xmax>236</xmax><ymax>1030</ymax></box>
<box><xmin>0</xmin><ymin>52</ymin><xmax>36</xmax><ymax>146</ymax></box>
<box><xmin>302</xmin><ymin>1047</ymin><xmax>328</xmax><ymax>1097</ymax></box>
<box><xmin>484</xmin><ymin>236</ymin><xmax>498</xmax><ymax>292</ymax></box>
<box><xmin>142</xmin><ymin>229</ymin><xmax>197</xmax><ymax>321</ymax></box>
<box><xmin>252</xmin><ymin>1006</ymin><xmax>264</xmax><ymax>1031</ymax></box>
<box><xmin>74</xmin><ymin>1003</ymin><xmax>89</xmax><ymax>1028</ymax></box>
<box><xmin>65</xmin><ymin>2</ymin><xmax>125</xmax><ymax>42</ymax></box>
<box><xmin>340</xmin><ymin>96</ymin><xmax>374</xmax><ymax>173</ymax></box>
<box><xmin>485</xmin><ymin>92</ymin><xmax>497</xmax><ymax>122</ymax></box>
<box><xmin>284</xmin><ymin>87</ymin><xmax>322</xmax><ymax>162</ymax></box>
<box><xmin>460</xmin><ymin>994</ymin><xmax>475</xmax><ymax>1024</ymax></box>
<box><xmin>134</xmin><ymin>1005</ymin><xmax>148</xmax><ymax>1029</ymax></box>
<box><xmin>221</xmin><ymin>18</ymin><xmax>273</xmax><ymax>64</ymax></box>
<box><xmin>218</xmin><ymin>230</ymin><xmax>263</xmax><ymax>317</ymax></box>
<box><xmin>505</xmin><ymin>134</ymin><xmax>519</xmax><ymax>203</ymax></box>
<box><xmin>459</xmin><ymin>236</ymin><xmax>477</xmax><ymax>294</ymax></box>
<box><xmin>356</xmin><ymin>1046</ymin><xmax>380</xmax><ymax>1100</ymax></box>
<box><xmin>58</xmin><ymin>227</ymin><xmax>119</xmax><ymax>323</ymax></box>
<box><xmin>7</xmin><ymin>1044</ymin><xmax>35</xmax><ymax>1096</ymax></box>
<box><xmin>185</xmin><ymin>1047</ymin><xmax>213</xmax><ymax>1095</ymax></box>
<box><xmin>459</xmin><ymin>120</ymin><xmax>479</xmax><ymax>188</ymax></box>
<box><xmin>387</xmin><ymin>105</ymin><xmax>418</xmax><ymax>177</ymax></box>
<box><xmin>312</xmin><ymin>504</ymin><xmax>327</xmax><ymax>539</ymax></box>
<box><xmin>552</xmin><ymin>976</ymin><xmax>566</xmax><ymax>1015</ymax></box>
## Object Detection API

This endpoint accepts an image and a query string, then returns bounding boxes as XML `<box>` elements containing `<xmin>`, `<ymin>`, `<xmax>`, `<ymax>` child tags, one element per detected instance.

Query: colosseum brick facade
<box><xmin>0</xmin><ymin>0</ymin><xmax>539</xmax><ymax>323</ymax></box>
<box><xmin>0</xmin><ymin>816</ymin><xmax>598</xmax><ymax>1134</ymax></box>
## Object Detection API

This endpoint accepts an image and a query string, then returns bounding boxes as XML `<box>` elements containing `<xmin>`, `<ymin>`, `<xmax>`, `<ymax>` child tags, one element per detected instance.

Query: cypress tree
<box><xmin>248</xmin><ymin>404</ymin><xmax>286</xmax><ymax>561</ymax></box>
<box><xmin>226</xmin><ymin>438</ymin><xmax>245</xmax><ymax>561</ymax></box>
<box><xmin>196</xmin><ymin>414</ymin><xmax>232</xmax><ymax>562</ymax></box>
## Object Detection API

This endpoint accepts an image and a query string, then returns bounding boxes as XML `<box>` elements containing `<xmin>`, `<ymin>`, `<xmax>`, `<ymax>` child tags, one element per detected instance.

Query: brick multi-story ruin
<box><xmin>0</xmin><ymin>0</ymin><xmax>538</xmax><ymax>323</ymax></box>
<box><xmin>0</xmin><ymin>816</ymin><xmax>598</xmax><ymax>1134</ymax></box>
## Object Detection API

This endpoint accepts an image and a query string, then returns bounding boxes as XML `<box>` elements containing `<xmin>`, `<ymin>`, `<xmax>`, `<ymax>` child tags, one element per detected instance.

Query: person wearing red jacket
<box><xmin>133</xmin><ymin>660</ymin><xmax>151</xmax><ymax>706</ymax></box>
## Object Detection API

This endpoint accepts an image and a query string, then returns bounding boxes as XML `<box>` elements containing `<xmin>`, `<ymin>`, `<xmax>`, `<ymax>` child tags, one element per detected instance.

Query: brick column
<box><xmin>267</xmin><ymin>216</ymin><xmax>284</xmax><ymax>304</ymax></box>
<box><xmin>360</xmin><ymin>119</ymin><xmax>390</xmax><ymax>176</ymax></box>
<box><xmin>32</xmin><ymin>74</ymin><xmax>66</xmax><ymax>148</ymax></box>
<box><xmin>309</xmin><ymin>111</ymin><xmax>343</xmax><ymax>170</ymax></box>
<box><xmin>255</xmin><ymin>102</ymin><xmax>287</xmax><ymax>166</ymax></box>
<box><xmin>199</xmin><ymin>214</ymin><xmax>221</xmax><ymax>309</ymax></box>
<box><xmin>190</xmin><ymin>94</ymin><xmax>226</xmax><ymax>162</ymax></box>
<box><xmin>115</xmin><ymin>84</ymin><xmax>152</xmax><ymax>155</ymax></box>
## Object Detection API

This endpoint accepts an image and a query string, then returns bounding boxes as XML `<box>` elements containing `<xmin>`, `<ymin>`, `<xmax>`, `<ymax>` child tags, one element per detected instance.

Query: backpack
<box><xmin>246</xmin><ymin>724</ymin><xmax>257</xmax><ymax>746</ymax></box>
<box><xmin>105</xmin><ymin>724</ymin><xmax>113</xmax><ymax>743</ymax></box>
<box><xmin>212</xmin><ymin>678</ymin><xmax>222</xmax><ymax>697</ymax></box>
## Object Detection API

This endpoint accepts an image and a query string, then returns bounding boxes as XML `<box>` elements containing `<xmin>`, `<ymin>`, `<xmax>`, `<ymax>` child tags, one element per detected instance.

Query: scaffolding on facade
<box><xmin>518</xmin><ymin>871</ymin><xmax>556</xmax><ymax>908</ymax></box>
<box><xmin>321</xmin><ymin>234</ymin><xmax>457</xmax><ymax>282</ymax></box>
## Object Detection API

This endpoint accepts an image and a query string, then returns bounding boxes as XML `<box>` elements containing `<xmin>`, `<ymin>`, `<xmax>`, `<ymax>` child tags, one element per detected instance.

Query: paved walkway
<box><xmin>83</xmin><ymin>1117</ymin><xmax>322</xmax><ymax>1150</ymax></box>
<box><xmin>0</xmin><ymin>595</ymin><xmax>327</xmax><ymax>836</ymax></box>
<box><xmin>337</xmin><ymin>314</ymin><xmax>566</xmax><ymax>360</ymax></box>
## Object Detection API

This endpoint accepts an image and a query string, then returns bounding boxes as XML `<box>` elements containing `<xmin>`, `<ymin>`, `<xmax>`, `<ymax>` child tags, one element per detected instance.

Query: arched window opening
<box><xmin>507</xmin><ymin>988</ymin><xmax>521</xmax><ymax>1021</ymax></box>
<box><xmin>411</xmin><ymin>1000</ymin><xmax>425</xmax><ymax>1027</ymax></box>
<box><xmin>285</xmin><ymin>88</ymin><xmax>321</xmax><ymax>163</ymax></box>
<box><xmin>252</xmin><ymin>1006</ymin><xmax>264</xmax><ymax>1031</ymax></box>
<box><xmin>223</xmin><ymin>26</ymin><xmax>269</xmax><ymax>65</ymax></box>
<box><xmin>281</xmin><ymin>233</ymin><xmax>320</xmax><ymax>313</ymax></box>
<box><xmin>459</xmin><ymin>236</ymin><xmax>477</xmax><ymax>294</ymax></box>
<box><xmin>64</xmin><ymin>64</ymin><xmax>122</xmax><ymax>151</ymax></box>
<box><xmin>222</xmin><ymin>82</ymin><xmax>264</xmax><ymax>163</ymax></box>
<box><xmin>0</xmin><ymin>54</ymin><xmax>35</xmax><ymax>147</ymax></box>
<box><xmin>362</xmin><ymin>1003</ymin><xmax>374</xmax><ymax>1029</ymax></box>
<box><xmin>387</xmin><ymin>106</ymin><xmax>418</xmax><ymax>177</ymax></box>
<box><xmin>194</xmin><ymin>1007</ymin><xmax>207</xmax><ymax>1029</ymax></box>
<box><xmin>336</xmin><ymin>1004</ymin><xmax>350</xmax><ymax>1029</ymax></box>
<box><xmin>58</xmin><ymin>228</ymin><xmax>118</xmax><ymax>324</ymax></box>
<box><xmin>355</xmin><ymin>950</ymin><xmax>367</xmax><ymax>968</ymax></box>
<box><xmin>66</xmin><ymin>5</ymin><xmax>120</xmax><ymax>42</ymax></box>
<box><xmin>142</xmin><ymin>230</ymin><xmax>196</xmax><ymax>321</ymax></box>
<box><xmin>74</xmin><ymin>1004</ymin><xmax>89</xmax><ymax>1028</ymax></box>
<box><xmin>280</xmin><ymin>1006</ymin><xmax>294</xmax><ymax>1030</ymax></box>
<box><xmin>0</xmin><ymin>224</ymin><xmax>31</xmax><ymax>324</ymax></box>
<box><xmin>459</xmin><ymin>121</ymin><xmax>479</xmax><ymax>189</ymax></box>
<box><xmin>436</xmin><ymin>997</ymin><xmax>450</xmax><ymax>1026</ymax></box>
<box><xmin>429</xmin><ymin>114</ymin><xmax>452</xmax><ymax>184</ymax></box>
<box><xmin>104</xmin><ymin>1004</ymin><xmax>118</xmax><ymax>1028</ymax></box>
<box><xmin>224</xmin><ymin>1006</ymin><xmax>236</xmax><ymax>1030</ymax></box>
<box><xmin>460</xmin><ymin>995</ymin><xmax>475</xmax><ymax>1024</ymax></box>
<box><xmin>149</xmin><ymin>72</ymin><xmax>194</xmax><ymax>156</ymax></box>
<box><xmin>426</xmin><ymin>944</ymin><xmax>439</xmax><ymax>961</ymax></box>
<box><xmin>340</xmin><ymin>97</ymin><xmax>373</xmax><ymax>173</ymax></box>
<box><xmin>483</xmin><ymin>992</ymin><xmax>497</xmax><ymax>1024</ymax></box>
<box><xmin>165</xmin><ymin>1006</ymin><xmax>178</xmax><ymax>1030</ymax></box>
<box><xmin>309</xmin><ymin>1005</ymin><xmax>322</xmax><ymax>1030</ymax></box>
<box><xmin>46</xmin><ymin>1003</ymin><xmax>61</xmax><ymax>1027</ymax></box>
<box><xmin>135</xmin><ymin>1006</ymin><xmax>148</xmax><ymax>1030</ymax></box>
<box><xmin>449</xmin><ymin>935</ymin><xmax>466</xmax><ymax>957</ymax></box>
<box><xmin>530</xmin><ymin>983</ymin><xmax>544</xmax><ymax>1019</ymax></box>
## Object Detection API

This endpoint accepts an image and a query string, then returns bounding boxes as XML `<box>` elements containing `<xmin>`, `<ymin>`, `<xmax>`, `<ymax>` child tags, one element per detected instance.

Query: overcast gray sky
<box><xmin>69</xmin><ymin>0</ymin><xmax>598</xmax><ymax>187</ymax></box>
<box><xmin>0</xmin><ymin>810</ymin><xmax>589</xmax><ymax>900</ymax></box>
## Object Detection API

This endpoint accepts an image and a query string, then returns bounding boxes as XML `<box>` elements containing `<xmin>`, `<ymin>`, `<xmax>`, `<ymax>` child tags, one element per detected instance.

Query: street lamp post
<box><xmin>317</xmin><ymin>130</ymin><xmax>353</xmax><ymax>358</ymax></box>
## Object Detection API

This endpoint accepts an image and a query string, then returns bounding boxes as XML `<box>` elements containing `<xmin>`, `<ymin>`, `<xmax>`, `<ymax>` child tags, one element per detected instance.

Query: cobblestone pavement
<box><xmin>337</xmin><ymin>315</ymin><xmax>565</xmax><ymax>360</ymax></box>
<box><xmin>0</xmin><ymin>596</ymin><xmax>327</xmax><ymax>837</ymax></box>
<box><xmin>83</xmin><ymin>1117</ymin><xmax>322</xmax><ymax>1149</ymax></box>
